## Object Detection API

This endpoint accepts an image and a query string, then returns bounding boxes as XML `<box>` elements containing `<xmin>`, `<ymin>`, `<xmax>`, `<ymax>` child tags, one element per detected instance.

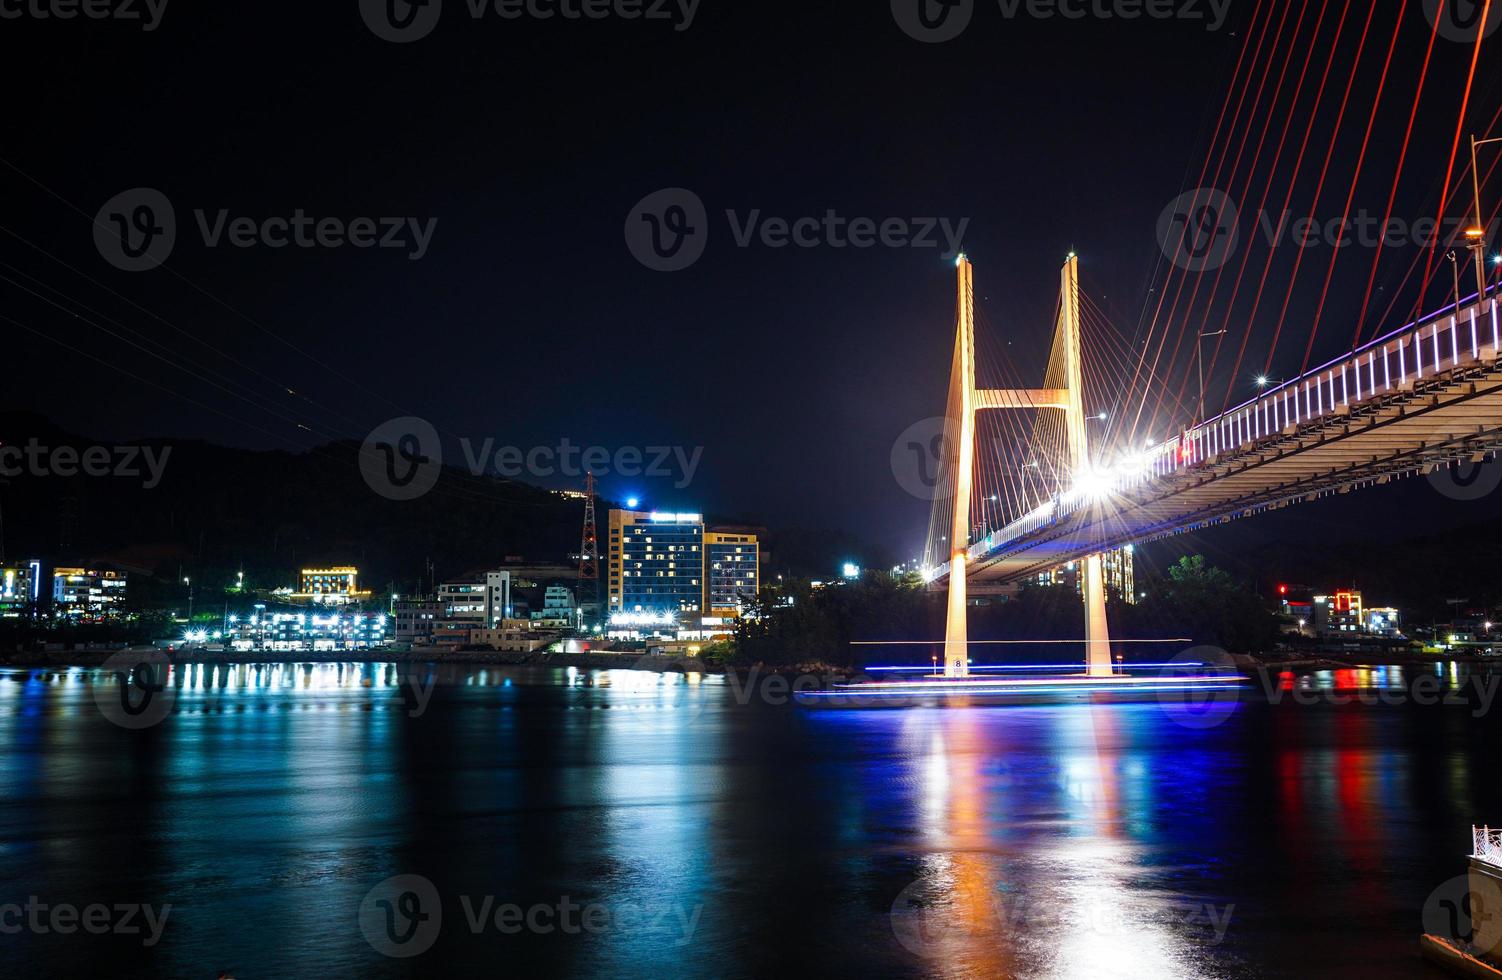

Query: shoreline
<box><xmin>2</xmin><ymin>647</ymin><xmax>1492</xmax><ymax>676</ymax></box>
<box><xmin>0</xmin><ymin>648</ymin><xmax>858</xmax><ymax>678</ymax></box>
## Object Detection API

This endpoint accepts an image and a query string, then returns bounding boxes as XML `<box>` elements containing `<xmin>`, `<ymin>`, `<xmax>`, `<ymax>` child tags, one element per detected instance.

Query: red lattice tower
<box><xmin>577</xmin><ymin>473</ymin><xmax>599</xmax><ymax>622</ymax></box>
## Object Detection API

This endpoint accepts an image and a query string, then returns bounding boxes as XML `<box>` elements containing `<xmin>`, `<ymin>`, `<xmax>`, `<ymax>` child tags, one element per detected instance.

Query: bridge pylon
<box><xmin>940</xmin><ymin>253</ymin><xmax>1113</xmax><ymax>678</ymax></box>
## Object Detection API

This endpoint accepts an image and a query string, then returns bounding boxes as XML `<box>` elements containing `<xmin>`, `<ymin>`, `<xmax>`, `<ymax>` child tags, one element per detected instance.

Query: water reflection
<box><xmin>0</xmin><ymin>661</ymin><xmax>1497</xmax><ymax>977</ymax></box>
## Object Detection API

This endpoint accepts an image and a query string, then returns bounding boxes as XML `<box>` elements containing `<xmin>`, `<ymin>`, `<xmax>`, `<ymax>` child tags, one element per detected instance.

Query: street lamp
<box><xmin>1255</xmin><ymin>375</ymin><xmax>1270</xmax><ymax>389</ymax></box>
<box><xmin>183</xmin><ymin>577</ymin><xmax>194</xmax><ymax>624</ymax></box>
<box><xmin>1196</xmin><ymin>329</ymin><xmax>1227</xmax><ymax>423</ymax></box>
<box><xmin>1449</xmin><ymin>249</ymin><xmax>1463</xmax><ymax>316</ymax></box>
<box><xmin>1470</xmin><ymin>135</ymin><xmax>1502</xmax><ymax>293</ymax></box>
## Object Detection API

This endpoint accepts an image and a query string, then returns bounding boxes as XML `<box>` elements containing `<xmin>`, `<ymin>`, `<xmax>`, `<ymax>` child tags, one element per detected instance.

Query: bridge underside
<box><xmin>939</xmin><ymin>351</ymin><xmax>1502</xmax><ymax>589</ymax></box>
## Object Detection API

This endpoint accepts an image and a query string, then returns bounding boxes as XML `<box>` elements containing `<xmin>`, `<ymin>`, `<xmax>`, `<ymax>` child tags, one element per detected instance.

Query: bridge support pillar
<box><xmin>1082</xmin><ymin>553</ymin><xmax>1112</xmax><ymax>677</ymax></box>
<box><xmin>944</xmin><ymin>555</ymin><xmax>969</xmax><ymax>677</ymax></box>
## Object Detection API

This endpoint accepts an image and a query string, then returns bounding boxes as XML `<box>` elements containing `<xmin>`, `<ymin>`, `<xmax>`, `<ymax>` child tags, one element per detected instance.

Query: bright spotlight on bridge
<box><xmin>1255</xmin><ymin>375</ymin><xmax>1270</xmax><ymax>388</ymax></box>
<box><xmin>1067</xmin><ymin>466</ymin><xmax>1115</xmax><ymax>504</ymax></box>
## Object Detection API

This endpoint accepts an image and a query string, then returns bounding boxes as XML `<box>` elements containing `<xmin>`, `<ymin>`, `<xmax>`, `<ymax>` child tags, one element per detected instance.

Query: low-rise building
<box><xmin>0</xmin><ymin>561</ymin><xmax>41</xmax><ymax>619</ymax></box>
<box><xmin>529</xmin><ymin>585</ymin><xmax>576</xmax><ymax>630</ymax></box>
<box><xmin>226</xmin><ymin>610</ymin><xmax>388</xmax><ymax>652</ymax></box>
<box><xmin>52</xmin><ymin>567</ymin><xmax>127</xmax><ymax>621</ymax></box>
<box><xmin>393</xmin><ymin>599</ymin><xmax>442</xmax><ymax>645</ymax></box>
<box><xmin>291</xmin><ymin>566</ymin><xmax>374</xmax><ymax>606</ymax></box>
<box><xmin>469</xmin><ymin>626</ymin><xmax>552</xmax><ymax>653</ymax></box>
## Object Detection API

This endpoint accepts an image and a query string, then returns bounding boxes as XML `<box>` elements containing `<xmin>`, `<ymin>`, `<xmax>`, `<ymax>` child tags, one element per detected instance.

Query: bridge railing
<box><xmin>933</xmin><ymin>290</ymin><xmax>1502</xmax><ymax>581</ymax></box>
<box><xmin>1166</xmin><ymin>291</ymin><xmax>1500</xmax><ymax>475</ymax></box>
<box><xmin>1475</xmin><ymin>825</ymin><xmax>1502</xmax><ymax>869</ymax></box>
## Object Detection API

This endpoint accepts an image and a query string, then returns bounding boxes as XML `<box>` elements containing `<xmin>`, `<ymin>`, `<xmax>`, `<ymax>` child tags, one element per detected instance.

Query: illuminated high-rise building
<box><xmin>704</xmin><ymin>532</ymin><xmax>759</xmax><ymax>616</ymax></box>
<box><xmin>608</xmin><ymin>510</ymin><xmax>705</xmax><ymax>620</ymax></box>
<box><xmin>1034</xmin><ymin>546</ymin><xmax>1136</xmax><ymax>604</ymax></box>
<box><xmin>606</xmin><ymin>511</ymin><xmax>762</xmax><ymax>629</ymax></box>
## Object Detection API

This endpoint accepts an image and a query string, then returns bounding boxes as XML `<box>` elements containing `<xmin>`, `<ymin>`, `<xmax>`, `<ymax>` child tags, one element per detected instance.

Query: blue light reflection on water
<box><xmin>0</xmin><ymin>661</ymin><xmax>1494</xmax><ymax>978</ymax></box>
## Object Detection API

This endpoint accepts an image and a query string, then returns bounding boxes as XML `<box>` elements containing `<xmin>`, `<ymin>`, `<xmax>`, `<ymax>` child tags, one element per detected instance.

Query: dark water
<box><xmin>1</xmin><ymin>661</ymin><xmax>1498</xmax><ymax>978</ymax></box>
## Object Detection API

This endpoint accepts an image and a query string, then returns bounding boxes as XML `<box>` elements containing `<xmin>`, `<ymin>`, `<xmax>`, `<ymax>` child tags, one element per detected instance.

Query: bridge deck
<box><xmin>931</xmin><ymin>293</ymin><xmax>1502</xmax><ymax>588</ymax></box>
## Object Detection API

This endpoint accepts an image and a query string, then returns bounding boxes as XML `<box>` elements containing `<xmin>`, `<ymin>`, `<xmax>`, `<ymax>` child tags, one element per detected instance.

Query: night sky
<box><xmin>3</xmin><ymin>1</ymin><xmax>1499</xmax><ymax>561</ymax></box>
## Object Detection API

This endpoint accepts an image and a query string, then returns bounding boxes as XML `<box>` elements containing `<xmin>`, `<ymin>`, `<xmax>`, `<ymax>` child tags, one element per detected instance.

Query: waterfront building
<box><xmin>1313</xmin><ymin>591</ymin><xmax>1364</xmax><ymax>635</ymax></box>
<box><xmin>606</xmin><ymin>510</ymin><xmax>761</xmax><ymax>637</ymax></box>
<box><xmin>393</xmin><ymin>599</ymin><xmax>442</xmax><ymax>645</ymax></box>
<box><xmin>291</xmin><ymin>567</ymin><xmax>373</xmax><ymax>605</ymax></box>
<box><xmin>0</xmin><ymin>561</ymin><xmax>41</xmax><ymax>619</ymax></box>
<box><xmin>52</xmin><ymin>567</ymin><xmax>127</xmax><ymax>621</ymax></box>
<box><xmin>227</xmin><ymin>611</ymin><xmax>388</xmax><ymax>652</ymax></box>
<box><xmin>705</xmin><ymin>532</ymin><xmax>758</xmax><ymax>615</ymax></box>
<box><xmin>1366</xmin><ymin>606</ymin><xmax>1401</xmax><ymax>635</ymax></box>
<box><xmin>438</xmin><ymin>571</ymin><xmax>513</xmax><ymax>627</ymax></box>
<box><xmin>529</xmin><ymin>585</ymin><xmax>576</xmax><ymax>630</ymax></box>
<box><xmin>608</xmin><ymin>510</ymin><xmax>706</xmax><ymax>619</ymax></box>
<box><xmin>469</xmin><ymin>626</ymin><xmax>552</xmax><ymax>653</ymax></box>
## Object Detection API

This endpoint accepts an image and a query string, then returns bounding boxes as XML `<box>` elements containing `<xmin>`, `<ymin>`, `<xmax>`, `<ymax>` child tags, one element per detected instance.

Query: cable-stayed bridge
<box><xmin>921</xmin><ymin>255</ymin><xmax>1502</xmax><ymax>679</ymax></box>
